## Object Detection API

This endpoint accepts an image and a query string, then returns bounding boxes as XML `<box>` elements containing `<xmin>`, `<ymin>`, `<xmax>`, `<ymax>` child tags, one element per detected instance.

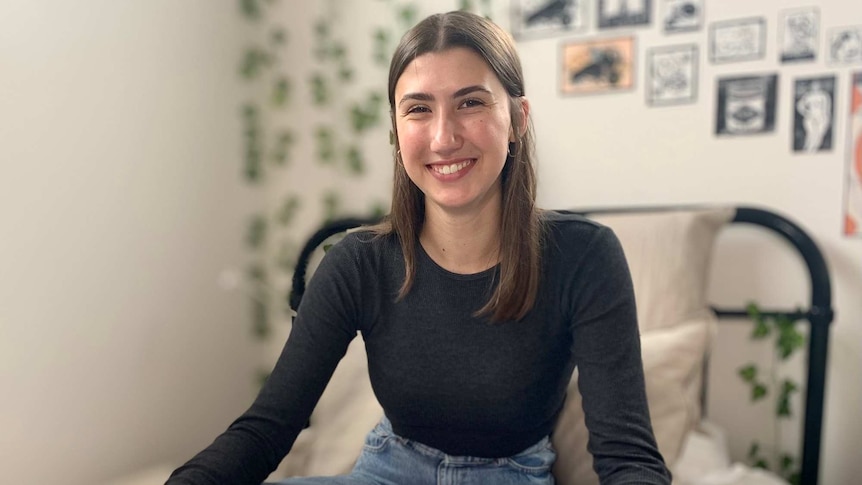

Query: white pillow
<box><xmin>590</xmin><ymin>208</ymin><xmax>733</xmax><ymax>332</ymax></box>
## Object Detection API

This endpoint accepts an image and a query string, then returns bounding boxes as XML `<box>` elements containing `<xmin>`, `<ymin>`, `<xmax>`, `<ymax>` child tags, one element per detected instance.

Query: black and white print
<box><xmin>511</xmin><ymin>0</ymin><xmax>587</xmax><ymax>40</ymax></box>
<box><xmin>598</xmin><ymin>0</ymin><xmax>652</xmax><ymax>29</ymax></box>
<box><xmin>828</xmin><ymin>26</ymin><xmax>862</xmax><ymax>64</ymax></box>
<box><xmin>662</xmin><ymin>0</ymin><xmax>703</xmax><ymax>34</ymax></box>
<box><xmin>710</xmin><ymin>17</ymin><xmax>766</xmax><ymax>63</ymax></box>
<box><xmin>647</xmin><ymin>44</ymin><xmax>698</xmax><ymax>105</ymax></box>
<box><xmin>780</xmin><ymin>8</ymin><xmax>819</xmax><ymax>63</ymax></box>
<box><xmin>793</xmin><ymin>76</ymin><xmax>835</xmax><ymax>153</ymax></box>
<box><xmin>716</xmin><ymin>74</ymin><xmax>778</xmax><ymax>136</ymax></box>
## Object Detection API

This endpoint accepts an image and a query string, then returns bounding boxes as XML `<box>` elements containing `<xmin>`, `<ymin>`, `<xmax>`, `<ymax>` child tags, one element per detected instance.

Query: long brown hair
<box><xmin>372</xmin><ymin>10</ymin><xmax>542</xmax><ymax>322</ymax></box>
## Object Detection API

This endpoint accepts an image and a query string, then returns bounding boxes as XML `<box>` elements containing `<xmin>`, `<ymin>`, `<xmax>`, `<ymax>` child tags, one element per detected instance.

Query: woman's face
<box><xmin>393</xmin><ymin>47</ymin><xmax>519</xmax><ymax>217</ymax></box>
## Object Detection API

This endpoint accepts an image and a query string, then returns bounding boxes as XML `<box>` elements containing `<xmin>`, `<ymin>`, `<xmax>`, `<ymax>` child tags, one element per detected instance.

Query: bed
<box><xmin>275</xmin><ymin>205</ymin><xmax>832</xmax><ymax>485</ymax></box>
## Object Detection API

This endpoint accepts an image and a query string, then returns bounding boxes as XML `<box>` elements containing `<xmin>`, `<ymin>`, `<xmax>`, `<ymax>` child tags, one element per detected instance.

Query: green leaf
<box><xmin>751</xmin><ymin>318</ymin><xmax>771</xmax><ymax>339</ymax></box>
<box><xmin>777</xmin><ymin>379</ymin><xmax>799</xmax><ymax>417</ymax></box>
<box><xmin>789</xmin><ymin>471</ymin><xmax>801</xmax><ymax>485</ymax></box>
<box><xmin>746</xmin><ymin>301</ymin><xmax>762</xmax><ymax>320</ymax></box>
<box><xmin>276</xmin><ymin>195</ymin><xmax>301</xmax><ymax>226</ymax></box>
<box><xmin>338</xmin><ymin>65</ymin><xmax>354</xmax><ymax>82</ymax></box>
<box><xmin>314</xmin><ymin>20</ymin><xmax>330</xmax><ymax>39</ymax></box>
<box><xmin>270</xmin><ymin>28</ymin><xmax>287</xmax><ymax>45</ymax></box>
<box><xmin>346</xmin><ymin>146</ymin><xmax>365</xmax><ymax>175</ymax></box>
<box><xmin>246</xmin><ymin>215</ymin><xmax>267</xmax><ymax>249</ymax></box>
<box><xmin>330</xmin><ymin>42</ymin><xmax>346</xmax><ymax>60</ymax></box>
<box><xmin>752</xmin><ymin>383</ymin><xmax>768</xmax><ymax>401</ymax></box>
<box><xmin>747</xmin><ymin>442</ymin><xmax>760</xmax><ymax>459</ymax></box>
<box><xmin>309</xmin><ymin>73</ymin><xmax>329</xmax><ymax>106</ymax></box>
<box><xmin>781</xmin><ymin>454</ymin><xmax>795</xmax><ymax>472</ymax></box>
<box><xmin>754</xmin><ymin>459</ymin><xmax>770</xmax><ymax>470</ymax></box>
<box><xmin>272</xmin><ymin>76</ymin><xmax>291</xmax><ymax>107</ymax></box>
<box><xmin>239</xmin><ymin>0</ymin><xmax>262</xmax><ymax>20</ymax></box>
<box><xmin>738</xmin><ymin>364</ymin><xmax>757</xmax><ymax>383</ymax></box>
<box><xmin>271</xmin><ymin>129</ymin><xmax>295</xmax><ymax>166</ymax></box>
<box><xmin>239</xmin><ymin>47</ymin><xmax>272</xmax><ymax>79</ymax></box>
<box><xmin>777</xmin><ymin>322</ymin><xmax>805</xmax><ymax>360</ymax></box>
<box><xmin>315</xmin><ymin>126</ymin><xmax>336</xmax><ymax>164</ymax></box>
<box><xmin>398</xmin><ymin>5</ymin><xmax>418</xmax><ymax>26</ymax></box>
<box><xmin>247</xmin><ymin>264</ymin><xmax>269</xmax><ymax>339</ymax></box>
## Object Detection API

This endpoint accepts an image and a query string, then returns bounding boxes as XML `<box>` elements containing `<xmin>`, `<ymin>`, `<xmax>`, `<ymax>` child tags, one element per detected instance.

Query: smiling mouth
<box><xmin>430</xmin><ymin>159</ymin><xmax>474</xmax><ymax>175</ymax></box>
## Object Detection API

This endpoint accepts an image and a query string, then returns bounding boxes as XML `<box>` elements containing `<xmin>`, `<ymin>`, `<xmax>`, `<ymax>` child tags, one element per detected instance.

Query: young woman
<box><xmin>168</xmin><ymin>11</ymin><xmax>671</xmax><ymax>485</ymax></box>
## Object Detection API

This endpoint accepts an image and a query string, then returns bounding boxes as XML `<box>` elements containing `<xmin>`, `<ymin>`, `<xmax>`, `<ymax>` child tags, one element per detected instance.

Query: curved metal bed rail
<box><xmin>712</xmin><ymin>206</ymin><xmax>833</xmax><ymax>485</ymax></box>
<box><xmin>287</xmin><ymin>205</ymin><xmax>833</xmax><ymax>485</ymax></box>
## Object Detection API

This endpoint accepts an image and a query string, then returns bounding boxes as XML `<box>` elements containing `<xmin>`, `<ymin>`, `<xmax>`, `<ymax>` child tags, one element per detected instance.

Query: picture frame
<box><xmin>560</xmin><ymin>36</ymin><xmax>635</xmax><ymax>95</ymax></box>
<box><xmin>646</xmin><ymin>44</ymin><xmax>698</xmax><ymax>106</ymax></box>
<box><xmin>792</xmin><ymin>75</ymin><xmax>836</xmax><ymax>153</ymax></box>
<box><xmin>779</xmin><ymin>7</ymin><xmax>819</xmax><ymax>63</ymax></box>
<box><xmin>661</xmin><ymin>0</ymin><xmax>703</xmax><ymax>34</ymax></box>
<box><xmin>715</xmin><ymin>74</ymin><xmax>778</xmax><ymax>136</ymax></box>
<box><xmin>597</xmin><ymin>0</ymin><xmax>652</xmax><ymax>29</ymax></box>
<box><xmin>709</xmin><ymin>17</ymin><xmax>766</xmax><ymax>64</ymax></box>
<box><xmin>511</xmin><ymin>0</ymin><xmax>588</xmax><ymax>40</ymax></box>
<box><xmin>843</xmin><ymin>71</ymin><xmax>862</xmax><ymax>237</ymax></box>
<box><xmin>827</xmin><ymin>26</ymin><xmax>862</xmax><ymax>64</ymax></box>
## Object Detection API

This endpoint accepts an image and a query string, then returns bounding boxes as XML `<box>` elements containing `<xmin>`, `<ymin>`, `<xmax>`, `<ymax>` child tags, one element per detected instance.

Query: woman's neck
<box><xmin>419</xmin><ymin>203</ymin><xmax>501</xmax><ymax>275</ymax></box>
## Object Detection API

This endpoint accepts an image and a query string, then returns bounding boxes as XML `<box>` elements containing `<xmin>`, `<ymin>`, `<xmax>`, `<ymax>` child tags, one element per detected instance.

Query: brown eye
<box><xmin>461</xmin><ymin>98</ymin><xmax>484</xmax><ymax>108</ymax></box>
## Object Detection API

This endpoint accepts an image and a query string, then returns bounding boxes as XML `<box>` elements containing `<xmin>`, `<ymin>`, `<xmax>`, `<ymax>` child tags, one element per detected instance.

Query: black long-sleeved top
<box><xmin>167</xmin><ymin>212</ymin><xmax>671</xmax><ymax>484</ymax></box>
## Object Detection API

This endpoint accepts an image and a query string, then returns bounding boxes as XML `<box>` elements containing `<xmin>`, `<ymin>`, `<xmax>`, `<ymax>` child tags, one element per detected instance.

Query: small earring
<box><xmin>507</xmin><ymin>142</ymin><xmax>516</xmax><ymax>158</ymax></box>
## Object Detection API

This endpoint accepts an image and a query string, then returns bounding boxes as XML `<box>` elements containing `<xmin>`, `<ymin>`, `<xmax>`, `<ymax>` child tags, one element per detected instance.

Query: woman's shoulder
<box><xmin>541</xmin><ymin>210</ymin><xmax>611</xmax><ymax>241</ymax></box>
<box><xmin>326</xmin><ymin>227</ymin><xmax>400</xmax><ymax>260</ymax></box>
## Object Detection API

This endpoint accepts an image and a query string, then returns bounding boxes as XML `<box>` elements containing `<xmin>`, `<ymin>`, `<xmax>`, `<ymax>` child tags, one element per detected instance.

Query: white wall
<box><xmin>271</xmin><ymin>1</ymin><xmax>862</xmax><ymax>484</ymax></box>
<box><xmin>0</xmin><ymin>1</ymin><xmax>259</xmax><ymax>483</ymax></box>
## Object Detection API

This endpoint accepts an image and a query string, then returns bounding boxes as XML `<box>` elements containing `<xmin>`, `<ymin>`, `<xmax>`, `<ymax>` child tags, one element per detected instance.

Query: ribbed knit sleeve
<box><xmin>567</xmin><ymin>226</ymin><xmax>672</xmax><ymax>484</ymax></box>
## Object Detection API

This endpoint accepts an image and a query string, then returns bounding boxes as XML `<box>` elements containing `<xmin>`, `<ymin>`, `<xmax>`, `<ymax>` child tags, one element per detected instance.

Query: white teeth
<box><xmin>434</xmin><ymin>160</ymin><xmax>470</xmax><ymax>175</ymax></box>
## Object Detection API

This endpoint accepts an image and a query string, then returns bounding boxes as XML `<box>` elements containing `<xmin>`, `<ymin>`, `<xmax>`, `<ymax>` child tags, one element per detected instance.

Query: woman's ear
<box><xmin>510</xmin><ymin>97</ymin><xmax>530</xmax><ymax>141</ymax></box>
<box><xmin>518</xmin><ymin>97</ymin><xmax>530</xmax><ymax>136</ymax></box>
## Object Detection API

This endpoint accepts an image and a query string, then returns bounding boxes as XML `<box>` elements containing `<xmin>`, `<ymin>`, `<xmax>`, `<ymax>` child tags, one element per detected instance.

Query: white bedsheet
<box><xmin>672</xmin><ymin>421</ymin><xmax>790</xmax><ymax>485</ymax></box>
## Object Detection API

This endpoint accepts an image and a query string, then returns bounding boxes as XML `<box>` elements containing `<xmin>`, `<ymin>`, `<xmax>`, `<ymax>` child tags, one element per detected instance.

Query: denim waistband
<box><xmin>375</xmin><ymin>416</ymin><xmax>552</xmax><ymax>465</ymax></box>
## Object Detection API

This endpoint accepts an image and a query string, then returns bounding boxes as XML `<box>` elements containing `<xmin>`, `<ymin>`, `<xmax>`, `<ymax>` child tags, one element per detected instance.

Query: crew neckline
<box><xmin>416</xmin><ymin>238</ymin><xmax>499</xmax><ymax>281</ymax></box>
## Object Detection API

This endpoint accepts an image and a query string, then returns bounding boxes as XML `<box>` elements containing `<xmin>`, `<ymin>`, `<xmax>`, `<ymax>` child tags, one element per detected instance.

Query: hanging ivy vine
<box><xmin>738</xmin><ymin>302</ymin><xmax>806</xmax><ymax>485</ymax></box>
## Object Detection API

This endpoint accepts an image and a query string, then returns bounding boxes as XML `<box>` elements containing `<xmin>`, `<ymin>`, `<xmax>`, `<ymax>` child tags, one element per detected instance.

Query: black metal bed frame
<box><xmin>288</xmin><ymin>205</ymin><xmax>833</xmax><ymax>485</ymax></box>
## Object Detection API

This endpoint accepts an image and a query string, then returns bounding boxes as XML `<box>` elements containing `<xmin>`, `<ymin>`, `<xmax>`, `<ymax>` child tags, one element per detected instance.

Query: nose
<box><xmin>430</xmin><ymin>110</ymin><xmax>462</xmax><ymax>155</ymax></box>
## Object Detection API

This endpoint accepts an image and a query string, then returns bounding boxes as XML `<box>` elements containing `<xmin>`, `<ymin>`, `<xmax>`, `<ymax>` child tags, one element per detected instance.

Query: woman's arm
<box><xmin>569</xmin><ymin>227</ymin><xmax>672</xmax><ymax>484</ymax></box>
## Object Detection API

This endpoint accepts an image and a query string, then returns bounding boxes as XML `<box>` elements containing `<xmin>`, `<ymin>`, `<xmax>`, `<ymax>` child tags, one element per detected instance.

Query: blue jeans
<box><xmin>269</xmin><ymin>417</ymin><xmax>556</xmax><ymax>485</ymax></box>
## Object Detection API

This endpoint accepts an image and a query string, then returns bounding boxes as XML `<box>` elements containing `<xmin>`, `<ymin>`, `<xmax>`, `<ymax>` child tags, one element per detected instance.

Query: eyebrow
<box><xmin>398</xmin><ymin>85</ymin><xmax>493</xmax><ymax>107</ymax></box>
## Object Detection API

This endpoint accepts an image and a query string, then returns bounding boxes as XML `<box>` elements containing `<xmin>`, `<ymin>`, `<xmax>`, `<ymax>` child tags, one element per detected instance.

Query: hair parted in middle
<box><xmin>371</xmin><ymin>10</ymin><xmax>543</xmax><ymax>322</ymax></box>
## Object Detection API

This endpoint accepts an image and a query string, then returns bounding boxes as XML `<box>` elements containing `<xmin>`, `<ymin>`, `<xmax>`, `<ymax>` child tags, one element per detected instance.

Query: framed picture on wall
<box><xmin>646</xmin><ymin>44</ymin><xmax>698</xmax><ymax>106</ymax></box>
<box><xmin>709</xmin><ymin>17</ymin><xmax>766</xmax><ymax>63</ymax></box>
<box><xmin>793</xmin><ymin>76</ymin><xmax>835</xmax><ymax>153</ymax></box>
<box><xmin>843</xmin><ymin>71</ymin><xmax>862</xmax><ymax>237</ymax></box>
<box><xmin>827</xmin><ymin>26</ymin><xmax>862</xmax><ymax>64</ymax></box>
<box><xmin>598</xmin><ymin>0</ymin><xmax>652</xmax><ymax>29</ymax></box>
<box><xmin>715</xmin><ymin>74</ymin><xmax>778</xmax><ymax>136</ymax></box>
<box><xmin>511</xmin><ymin>0</ymin><xmax>588</xmax><ymax>40</ymax></box>
<box><xmin>560</xmin><ymin>36</ymin><xmax>635</xmax><ymax>95</ymax></box>
<box><xmin>779</xmin><ymin>7</ymin><xmax>819</xmax><ymax>63</ymax></box>
<box><xmin>661</xmin><ymin>0</ymin><xmax>703</xmax><ymax>34</ymax></box>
